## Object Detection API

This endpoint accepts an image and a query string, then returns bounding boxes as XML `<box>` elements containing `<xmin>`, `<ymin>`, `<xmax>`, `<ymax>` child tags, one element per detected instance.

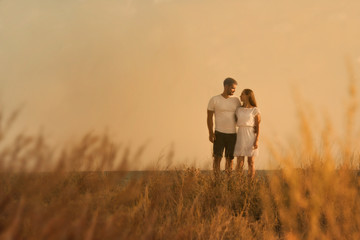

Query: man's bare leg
<box><xmin>236</xmin><ymin>156</ymin><xmax>245</xmax><ymax>173</ymax></box>
<box><xmin>248</xmin><ymin>157</ymin><xmax>255</xmax><ymax>179</ymax></box>
<box><xmin>225</xmin><ymin>158</ymin><xmax>233</xmax><ymax>176</ymax></box>
<box><xmin>213</xmin><ymin>156</ymin><xmax>222</xmax><ymax>178</ymax></box>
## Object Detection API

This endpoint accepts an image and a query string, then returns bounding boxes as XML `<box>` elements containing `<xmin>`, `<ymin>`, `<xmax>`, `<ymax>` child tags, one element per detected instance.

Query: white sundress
<box><xmin>234</xmin><ymin>107</ymin><xmax>260</xmax><ymax>157</ymax></box>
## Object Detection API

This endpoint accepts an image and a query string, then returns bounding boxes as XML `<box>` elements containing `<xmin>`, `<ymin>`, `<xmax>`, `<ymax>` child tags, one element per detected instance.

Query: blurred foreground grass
<box><xmin>1</xmin><ymin>151</ymin><xmax>360</xmax><ymax>239</ymax></box>
<box><xmin>0</xmin><ymin>76</ymin><xmax>359</xmax><ymax>239</ymax></box>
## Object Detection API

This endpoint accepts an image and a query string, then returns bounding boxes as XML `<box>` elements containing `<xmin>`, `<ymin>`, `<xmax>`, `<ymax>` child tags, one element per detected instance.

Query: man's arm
<box><xmin>207</xmin><ymin>110</ymin><xmax>215</xmax><ymax>143</ymax></box>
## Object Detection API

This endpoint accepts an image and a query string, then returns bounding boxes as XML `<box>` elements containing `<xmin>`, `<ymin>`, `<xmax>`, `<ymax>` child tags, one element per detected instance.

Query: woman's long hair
<box><xmin>242</xmin><ymin>89</ymin><xmax>257</xmax><ymax>107</ymax></box>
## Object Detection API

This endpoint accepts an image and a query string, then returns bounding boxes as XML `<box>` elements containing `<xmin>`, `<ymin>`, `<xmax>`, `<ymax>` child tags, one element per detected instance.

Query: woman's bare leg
<box><xmin>236</xmin><ymin>156</ymin><xmax>245</xmax><ymax>173</ymax></box>
<box><xmin>248</xmin><ymin>156</ymin><xmax>255</xmax><ymax>179</ymax></box>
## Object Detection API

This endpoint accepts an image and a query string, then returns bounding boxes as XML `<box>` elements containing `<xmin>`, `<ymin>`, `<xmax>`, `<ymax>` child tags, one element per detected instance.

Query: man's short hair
<box><xmin>223</xmin><ymin>77</ymin><xmax>237</xmax><ymax>86</ymax></box>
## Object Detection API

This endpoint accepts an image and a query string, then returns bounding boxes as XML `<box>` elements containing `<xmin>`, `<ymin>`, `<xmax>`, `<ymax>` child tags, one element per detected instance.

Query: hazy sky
<box><xmin>1</xmin><ymin>0</ymin><xmax>360</xmax><ymax>169</ymax></box>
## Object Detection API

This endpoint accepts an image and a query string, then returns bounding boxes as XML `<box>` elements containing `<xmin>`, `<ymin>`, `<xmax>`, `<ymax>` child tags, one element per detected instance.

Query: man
<box><xmin>207</xmin><ymin>78</ymin><xmax>241</xmax><ymax>177</ymax></box>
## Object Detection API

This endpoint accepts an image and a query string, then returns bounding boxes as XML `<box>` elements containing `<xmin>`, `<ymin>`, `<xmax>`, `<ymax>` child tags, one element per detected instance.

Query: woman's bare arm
<box><xmin>254</xmin><ymin>114</ymin><xmax>261</xmax><ymax>149</ymax></box>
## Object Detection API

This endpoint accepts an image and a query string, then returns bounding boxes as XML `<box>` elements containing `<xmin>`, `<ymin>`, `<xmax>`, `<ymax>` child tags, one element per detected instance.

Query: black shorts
<box><xmin>213</xmin><ymin>131</ymin><xmax>237</xmax><ymax>160</ymax></box>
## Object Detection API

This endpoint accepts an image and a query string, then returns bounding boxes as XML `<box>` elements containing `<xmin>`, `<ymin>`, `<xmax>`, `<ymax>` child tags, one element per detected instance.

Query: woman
<box><xmin>234</xmin><ymin>89</ymin><xmax>261</xmax><ymax>179</ymax></box>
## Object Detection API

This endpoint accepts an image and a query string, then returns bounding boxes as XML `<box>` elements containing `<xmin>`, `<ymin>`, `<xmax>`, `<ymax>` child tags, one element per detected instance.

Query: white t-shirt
<box><xmin>207</xmin><ymin>95</ymin><xmax>241</xmax><ymax>134</ymax></box>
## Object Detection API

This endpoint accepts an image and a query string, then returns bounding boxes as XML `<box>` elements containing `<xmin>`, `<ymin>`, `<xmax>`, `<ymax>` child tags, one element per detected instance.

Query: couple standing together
<box><xmin>207</xmin><ymin>78</ymin><xmax>261</xmax><ymax>179</ymax></box>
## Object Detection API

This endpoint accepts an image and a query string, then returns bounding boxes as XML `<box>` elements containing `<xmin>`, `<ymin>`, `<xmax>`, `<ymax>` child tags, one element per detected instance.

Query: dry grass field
<box><xmin>0</xmin><ymin>79</ymin><xmax>359</xmax><ymax>239</ymax></box>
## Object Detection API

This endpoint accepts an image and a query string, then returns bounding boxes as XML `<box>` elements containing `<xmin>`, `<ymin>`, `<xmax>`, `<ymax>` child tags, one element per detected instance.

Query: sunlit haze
<box><xmin>1</xmin><ymin>0</ymin><xmax>360</xmax><ymax>169</ymax></box>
